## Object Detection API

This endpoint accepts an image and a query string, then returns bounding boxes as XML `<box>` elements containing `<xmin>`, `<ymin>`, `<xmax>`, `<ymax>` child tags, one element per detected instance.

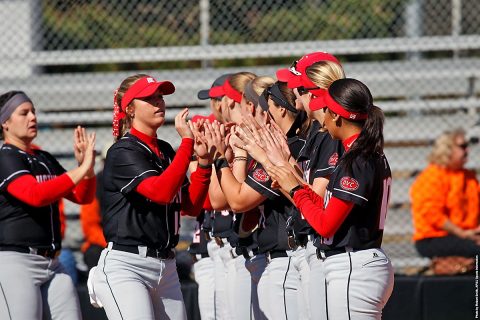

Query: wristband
<box><xmin>198</xmin><ymin>162</ymin><xmax>212</xmax><ymax>169</ymax></box>
<box><xmin>288</xmin><ymin>185</ymin><xmax>302</xmax><ymax>198</ymax></box>
<box><xmin>233</xmin><ymin>156</ymin><xmax>248</xmax><ymax>162</ymax></box>
<box><xmin>214</xmin><ymin>157</ymin><xmax>229</xmax><ymax>171</ymax></box>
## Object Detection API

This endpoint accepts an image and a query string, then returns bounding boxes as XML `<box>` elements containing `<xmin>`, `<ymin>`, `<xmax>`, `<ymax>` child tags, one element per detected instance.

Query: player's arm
<box><xmin>215</xmin><ymin>164</ymin><xmax>266</xmax><ymax>213</ymax></box>
<box><xmin>135</xmin><ymin>138</ymin><xmax>194</xmax><ymax>204</ymax></box>
<box><xmin>208</xmin><ymin>168</ymin><xmax>230</xmax><ymax>210</ymax></box>
<box><xmin>64</xmin><ymin>176</ymin><xmax>96</xmax><ymax>204</ymax></box>
<box><xmin>292</xmin><ymin>185</ymin><xmax>354</xmax><ymax>238</ymax></box>
<box><xmin>181</xmin><ymin>163</ymin><xmax>212</xmax><ymax>217</ymax></box>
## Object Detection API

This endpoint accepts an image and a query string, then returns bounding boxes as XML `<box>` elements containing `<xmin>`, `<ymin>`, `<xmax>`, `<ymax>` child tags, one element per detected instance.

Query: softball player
<box><xmin>277</xmin><ymin>52</ymin><xmax>346</xmax><ymax>319</ymax></box>
<box><xmin>269</xmin><ymin>78</ymin><xmax>395</xmax><ymax>320</ymax></box>
<box><xmin>89</xmin><ymin>74</ymin><xmax>214</xmax><ymax>320</ymax></box>
<box><xmin>0</xmin><ymin>91</ymin><xmax>96</xmax><ymax>320</ymax></box>
<box><xmin>215</xmin><ymin>81</ymin><xmax>308</xmax><ymax>320</ymax></box>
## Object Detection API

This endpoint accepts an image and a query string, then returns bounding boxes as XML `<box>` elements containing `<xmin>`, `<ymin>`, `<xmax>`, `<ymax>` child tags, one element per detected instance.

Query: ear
<box><xmin>279</xmin><ymin>107</ymin><xmax>287</xmax><ymax>118</ymax></box>
<box><xmin>228</xmin><ymin>98</ymin><xmax>235</xmax><ymax>110</ymax></box>
<box><xmin>1</xmin><ymin>123</ymin><xmax>7</xmax><ymax>131</ymax></box>
<box><xmin>331</xmin><ymin>112</ymin><xmax>342</xmax><ymax>127</ymax></box>
<box><xmin>248</xmin><ymin>102</ymin><xmax>255</xmax><ymax>115</ymax></box>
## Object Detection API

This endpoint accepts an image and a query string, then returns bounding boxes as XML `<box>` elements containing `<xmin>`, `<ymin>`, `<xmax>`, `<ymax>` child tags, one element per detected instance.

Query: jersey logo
<box><xmin>340</xmin><ymin>176</ymin><xmax>359</xmax><ymax>191</ymax></box>
<box><xmin>328</xmin><ymin>153</ymin><xmax>339</xmax><ymax>166</ymax></box>
<box><xmin>253</xmin><ymin>168</ymin><xmax>269</xmax><ymax>182</ymax></box>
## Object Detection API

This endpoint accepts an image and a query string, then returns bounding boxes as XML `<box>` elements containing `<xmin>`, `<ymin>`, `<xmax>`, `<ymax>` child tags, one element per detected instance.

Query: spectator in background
<box><xmin>410</xmin><ymin>128</ymin><xmax>480</xmax><ymax>258</ymax></box>
<box><xmin>80</xmin><ymin>144</ymin><xmax>110</xmax><ymax>270</ymax></box>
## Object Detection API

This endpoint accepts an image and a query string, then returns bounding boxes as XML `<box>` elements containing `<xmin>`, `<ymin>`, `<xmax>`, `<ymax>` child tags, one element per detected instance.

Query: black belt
<box><xmin>0</xmin><ymin>245</ymin><xmax>60</xmax><ymax>258</ymax></box>
<box><xmin>112</xmin><ymin>243</ymin><xmax>175</xmax><ymax>259</ymax></box>
<box><xmin>316</xmin><ymin>247</ymin><xmax>360</xmax><ymax>259</ymax></box>
<box><xmin>267</xmin><ymin>250</ymin><xmax>288</xmax><ymax>260</ymax></box>
<box><xmin>235</xmin><ymin>246</ymin><xmax>259</xmax><ymax>260</ymax></box>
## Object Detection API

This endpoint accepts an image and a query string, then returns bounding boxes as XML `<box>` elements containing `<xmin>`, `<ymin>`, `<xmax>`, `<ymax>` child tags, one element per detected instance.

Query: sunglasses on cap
<box><xmin>288</xmin><ymin>60</ymin><xmax>301</xmax><ymax>76</ymax></box>
<box><xmin>297</xmin><ymin>86</ymin><xmax>320</xmax><ymax>96</ymax></box>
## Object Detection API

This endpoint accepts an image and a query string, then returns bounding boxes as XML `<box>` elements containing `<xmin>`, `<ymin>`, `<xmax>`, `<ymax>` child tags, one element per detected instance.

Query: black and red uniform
<box><xmin>0</xmin><ymin>143</ymin><xmax>95</xmax><ymax>253</ymax></box>
<box><xmin>291</xmin><ymin>120</ymin><xmax>344</xmax><ymax>246</ymax></box>
<box><xmin>102</xmin><ymin>130</ymin><xmax>211</xmax><ymax>252</ymax></box>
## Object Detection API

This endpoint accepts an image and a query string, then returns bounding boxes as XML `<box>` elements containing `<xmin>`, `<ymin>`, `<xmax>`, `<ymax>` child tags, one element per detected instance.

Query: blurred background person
<box><xmin>410</xmin><ymin>128</ymin><xmax>480</xmax><ymax>259</ymax></box>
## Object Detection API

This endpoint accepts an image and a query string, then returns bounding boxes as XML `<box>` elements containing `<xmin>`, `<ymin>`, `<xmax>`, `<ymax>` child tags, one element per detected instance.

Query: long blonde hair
<box><xmin>305</xmin><ymin>61</ymin><xmax>345</xmax><ymax>89</ymax></box>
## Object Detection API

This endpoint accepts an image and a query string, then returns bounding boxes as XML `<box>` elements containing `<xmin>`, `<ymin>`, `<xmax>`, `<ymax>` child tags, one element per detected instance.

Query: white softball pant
<box><xmin>291</xmin><ymin>246</ymin><xmax>312</xmax><ymax>320</ymax></box>
<box><xmin>0</xmin><ymin>251</ymin><xmax>81</xmax><ymax>320</ymax></box>
<box><xmin>312</xmin><ymin>247</ymin><xmax>394</xmax><ymax>320</ymax></box>
<box><xmin>206</xmin><ymin>239</ymin><xmax>230</xmax><ymax>320</ymax></box>
<box><xmin>257</xmin><ymin>254</ymin><xmax>299</xmax><ymax>320</ymax></box>
<box><xmin>245</xmin><ymin>253</ymin><xmax>267</xmax><ymax>320</ymax></box>
<box><xmin>192</xmin><ymin>255</ymin><xmax>215</xmax><ymax>320</ymax></box>
<box><xmin>90</xmin><ymin>246</ymin><xmax>187</xmax><ymax>320</ymax></box>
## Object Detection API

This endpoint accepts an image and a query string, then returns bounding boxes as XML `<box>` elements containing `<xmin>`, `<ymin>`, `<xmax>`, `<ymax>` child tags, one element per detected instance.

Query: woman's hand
<box><xmin>175</xmin><ymin>108</ymin><xmax>194</xmax><ymax>139</ymax></box>
<box><xmin>73</xmin><ymin>126</ymin><xmax>89</xmax><ymax>165</ymax></box>
<box><xmin>210</xmin><ymin>121</ymin><xmax>228</xmax><ymax>159</ymax></box>
<box><xmin>261</xmin><ymin>124</ymin><xmax>291</xmax><ymax>167</ymax></box>
<box><xmin>79</xmin><ymin>131</ymin><xmax>96</xmax><ymax>178</ymax></box>
<box><xmin>233</xmin><ymin>121</ymin><xmax>268</xmax><ymax>165</ymax></box>
<box><xmin>267</xmin><ymin>166</ymin><xmax>301</xmax><ymax>193</ymax></box>
<box><xmin>189</xmin><ymin>120</ymin><xmax>216</xmax><ymax>164</ymax></box>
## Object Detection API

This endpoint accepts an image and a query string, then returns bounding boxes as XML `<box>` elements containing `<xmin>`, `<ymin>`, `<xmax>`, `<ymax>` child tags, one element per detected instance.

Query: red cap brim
<box><xmin>209</xmin><ymin>86</ymin><xmax>225</xmax><ymax>98</ymax></box>
<box><xmin>309</xmin><ymin>95</ymin><xmax>326</xmax><ymax>111</ymax></box>
<box><xmin>135</xmin><ymin>81</ymin><xmax>175</xmax><ymax>99</ymax></box>
<box><xmin>276</xmin><ymin>68</ymin><xmax>293</xmax><ymax>82</ymax></box>
<box><xmin>287</xmin><ymin>76</ymin><xmax>302</xmax><ymax>89</ymax></box>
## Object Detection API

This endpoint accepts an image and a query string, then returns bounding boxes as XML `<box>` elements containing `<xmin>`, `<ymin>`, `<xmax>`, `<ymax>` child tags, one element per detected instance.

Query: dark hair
<box><xmin>328</xmin><ymin>78</ymin><xmax>384</xmax><ymax>171</ymax></box>
<box><xmin>0</xmin><ymin>90</ymin><xmax>25</xmax><ymax>140</ymax></box>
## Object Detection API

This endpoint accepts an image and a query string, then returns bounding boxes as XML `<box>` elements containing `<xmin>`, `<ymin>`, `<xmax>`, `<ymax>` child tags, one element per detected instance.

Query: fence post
<box><xmin>200</xmin><ymin>0</ymin><xmax>211</xmax><ymax>68</ymax></box>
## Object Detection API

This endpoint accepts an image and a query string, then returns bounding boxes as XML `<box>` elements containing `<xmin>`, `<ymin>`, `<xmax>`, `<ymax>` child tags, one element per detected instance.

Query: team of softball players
<box><xmin>0</xmin><ymin>51</ymin><xmax>394</xmax><ymax>320</ymax></box>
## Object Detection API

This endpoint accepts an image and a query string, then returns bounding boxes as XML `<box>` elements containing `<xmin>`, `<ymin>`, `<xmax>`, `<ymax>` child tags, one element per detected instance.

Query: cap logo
<box><xmin>340</xmin><ymin>176</ymin><xmax>359</xmax><ymax>191</ymax></box>
<box><xmin>146</xmin><ymin>77</ymin><xmax>155</xmax><ymax>83</ymax></box>
<box><xmin>349</xmin><ymin>114</ymin><xmax>357</xmax><ymax>119</ymax></box>
<box><xmin>328</xmin><ymin>153</ymin><xmax>339</xmax><ymax>166</ymax></box>
<box><xmin>253</xmin><ymin>168</ymin><xmax>269</xmax><ymax>182</ymax></box>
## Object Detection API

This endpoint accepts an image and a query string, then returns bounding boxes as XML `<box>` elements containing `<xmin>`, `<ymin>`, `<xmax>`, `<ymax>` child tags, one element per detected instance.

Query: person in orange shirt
<box><xmin>410</xmin><ymin>128</ymin><xmax>480</xmax><ymax>258</ymax></box>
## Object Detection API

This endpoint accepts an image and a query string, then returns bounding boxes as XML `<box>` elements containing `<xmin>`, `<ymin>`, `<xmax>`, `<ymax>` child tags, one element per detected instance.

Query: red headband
<box><xmin>223</xmin><ymin>79</ymin><xmax>242</xmax><ymax>104</ymax></box>
<box><xmin>324</xmin><ymin>92</ymin><xmax>368</xmax><ymax>121</ymax></box>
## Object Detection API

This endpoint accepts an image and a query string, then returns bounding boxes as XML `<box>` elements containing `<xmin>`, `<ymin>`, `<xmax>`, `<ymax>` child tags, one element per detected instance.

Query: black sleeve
<box><xmin>0</xmin><ymin>148</ymin><xmax>31</xmax><ymax>191</ymax></box>
<box><xmin>311</xmin><ymin>134</ymin><xmax>342</xmax><ymax>180</ymax></box>
<box><xmin>329</xmin><ymin>159</ymin><xmax>373</xmax><ymax>206</ymax></box>
<box><xmin>105</xmin><ymin>142</ymin><xmax>160</xmax><ymax>195</ymax></box>
<box><xmin>245</xmin><ymin>162</ymin><xmax>280</xmax><ymax>201</ymax></box>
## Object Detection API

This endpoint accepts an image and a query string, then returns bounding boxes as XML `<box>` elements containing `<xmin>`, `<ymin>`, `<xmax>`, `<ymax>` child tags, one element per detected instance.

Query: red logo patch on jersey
<box><xmin>340</xmin><ymin>177</ymin><xmax>359</xmax><ymax>191</ymax></box>
<box><xmin>253</xmin><ymin>168</ymin><xmax>269</xmax><ymax>182</ymax></box>
<box><xmin>328</xmin><ymin>153</ymin><xmax>339</xmax><ymax>166</ymax></box>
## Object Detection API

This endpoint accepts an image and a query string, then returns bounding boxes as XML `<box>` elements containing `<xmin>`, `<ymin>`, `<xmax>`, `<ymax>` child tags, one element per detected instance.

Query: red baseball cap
<box><xmin>276</xmin><ymin>52</ymin><xmax>340</xmax><ymax>89</ymax></box>
<box><xmin>121</xmin><ymin>76</ymin><xmax>175</xmax><ymax>110</ymax></box>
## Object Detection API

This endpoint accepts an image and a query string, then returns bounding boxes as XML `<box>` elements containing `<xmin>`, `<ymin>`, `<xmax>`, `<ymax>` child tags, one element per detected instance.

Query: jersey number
<box><xmin>379</xmin><ymin>177</ymin><xmax>392</xmax><ymax>230</ymax></box>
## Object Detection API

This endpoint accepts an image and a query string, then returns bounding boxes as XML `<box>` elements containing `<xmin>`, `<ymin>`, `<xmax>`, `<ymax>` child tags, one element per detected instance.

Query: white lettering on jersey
<box><xmin>35</xmin><ymin>174</ymin><xmax>56</xmax><ymax>183</ymax></box>
<box><xmin>379</xmin><ymin>177</ymin><xmax>392</xmax><ymax>230</ymax></box>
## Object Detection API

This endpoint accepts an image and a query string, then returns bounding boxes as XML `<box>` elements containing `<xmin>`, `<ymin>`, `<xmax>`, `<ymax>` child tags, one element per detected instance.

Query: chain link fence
<box><xmin>1</xmin><ymin>0</ymin><xmax>480</xmax><ymax>274</ymax></box>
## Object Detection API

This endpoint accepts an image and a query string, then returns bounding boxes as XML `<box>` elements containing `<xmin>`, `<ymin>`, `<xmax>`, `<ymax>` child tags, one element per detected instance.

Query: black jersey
<box><xmin>245</xmin><ymin>135</ymin><xmax>305</xmax><ymax>253</ymax></box>
<box><xmin>0</xmin><ymin>144</ymin><xmax>65</xmax><ymax>249</ymax></box>
<box><xmin>291</xmin><ymin>126</ymin><xmax>344</xmax><ymax>243</ymax></box>
<box><xmin>102</xmin><ymin>133</ymin><xmax>188</xmax><ymax>249</ymax></box>
<box><xmin>188</xmin><ymin>210</ymin><xmax>209</xmax><ymax>255</ymax></box>
<box><xmin>314</xmin><ymin>153</ymin><xmax>392</xmax><ymax>250</ymax></box>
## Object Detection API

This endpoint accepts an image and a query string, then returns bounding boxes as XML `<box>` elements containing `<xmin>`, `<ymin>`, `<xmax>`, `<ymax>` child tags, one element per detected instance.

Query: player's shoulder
<box><xmin>0</xmin><ymin>144</ymin><xmax>28</xmax><ymax>161</ymax></box>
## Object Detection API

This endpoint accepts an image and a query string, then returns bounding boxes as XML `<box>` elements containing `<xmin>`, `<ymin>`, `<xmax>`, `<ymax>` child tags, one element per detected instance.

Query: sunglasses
<box><xmin>457</xmin><ymin>142</ymin><xmax>469</xmax><ymax>150</ymax></box>
<box><xmin>288</xmin><ymin>60</ymin><xmax>301</xmax><ymax>76</ymax></box>
<box><xmin>297</xmin><ymin>86</ymin><xmax>320</xmax><ymax>96</ymax></box>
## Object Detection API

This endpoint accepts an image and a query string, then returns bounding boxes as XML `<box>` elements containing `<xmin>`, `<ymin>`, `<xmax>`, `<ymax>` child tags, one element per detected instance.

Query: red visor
<box><xmin>209</xmin><ymin>85</ymin><xmax>226</xmax><ymax>98</ymax></box>
<box><xmin>121</xmin><ymin>77</ymin><xmax>175</xmax><ymax>111</ymax></box>
<box><xmin>223</xmin><ymin>79</ymin><xmax>242</xmax><ymax>104</ymax></box>
<box><xmin>311</xmin><ymin>91</ymin><xmax>368</xmax><ymax>121</ymax></box>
